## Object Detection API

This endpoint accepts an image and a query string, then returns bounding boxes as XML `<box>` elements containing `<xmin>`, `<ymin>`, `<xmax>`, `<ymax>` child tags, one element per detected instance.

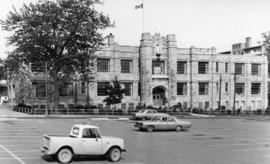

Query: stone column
<box><xmin>139</xmin><ymin>33</ymin><xmax>153</xmax><ymax>106</ymax></box>
<box><xmin>167</xmin><ymin>34</ymin><xmax>177</xmax><ymax>107</ymax></box>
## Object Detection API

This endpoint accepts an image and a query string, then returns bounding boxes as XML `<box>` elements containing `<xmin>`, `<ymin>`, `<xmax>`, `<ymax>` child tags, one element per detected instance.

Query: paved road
<box><xmin>0</xmin><ymin>118</ymin><xmax>270</xmax><ymax>164</ymax></box>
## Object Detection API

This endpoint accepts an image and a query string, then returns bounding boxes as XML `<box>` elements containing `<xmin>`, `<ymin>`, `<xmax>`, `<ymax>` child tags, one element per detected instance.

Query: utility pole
<box><xmin>189</xmin><ymin>47</ymin><xmax>193</xmax><ymax>112</ymax></box>
<box><xmin>45</xmin><ymin>62</ymin><xmax>48</xmax><ymax>117</ymax></box>
<box><xmin>232</xmin><ymin>71</ymin><xmax>236</xmax><ymax>115</ymax></box>
<box><xmin>218</xmin><ymin>74</ymin><xmax>222</xmax><ymax>115</ymax></box>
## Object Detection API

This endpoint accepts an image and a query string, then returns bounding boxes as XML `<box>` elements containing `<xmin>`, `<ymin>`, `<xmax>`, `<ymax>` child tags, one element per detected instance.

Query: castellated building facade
<box><xmin>9</xmin><ymin>33</ymin><xmax>268</xmax><ymax>111</ymax></box>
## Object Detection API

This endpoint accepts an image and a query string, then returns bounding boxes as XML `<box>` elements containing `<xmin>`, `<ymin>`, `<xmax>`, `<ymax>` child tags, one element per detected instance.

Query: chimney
<box><xmin>245</xmin><ymin>37</ymin><xmax>251</xmax><ymax>48</ymax></box>
<box><xmin>108</xmin><ymin>33</ymin><xmax>115</xmax><ymax>45</ymax></box>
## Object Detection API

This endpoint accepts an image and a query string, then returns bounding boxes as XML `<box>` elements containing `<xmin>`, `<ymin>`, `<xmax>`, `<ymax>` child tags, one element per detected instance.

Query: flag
<box><xmin>135</xmin><ymin>4</ymin><xmax>143</xmax><ymax>9</ymax></box>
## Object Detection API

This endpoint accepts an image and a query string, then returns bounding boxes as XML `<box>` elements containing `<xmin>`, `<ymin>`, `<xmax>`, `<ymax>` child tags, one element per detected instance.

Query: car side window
<box><xmin>82</xmin><ymin>128</ymin><xmax>96</xmax><ymax>138</ymax></box>
<box><xmin>168</xmin><ymin>118</ymin><xmax>175</xmax><ymax>122</ymax></box>
<box><xmin>153</xmin><ymin>110</ymin><xmax>157</xmax><ymax>113</ymax></box>
<box><xmin>162</xmin><ymin>117</ymin><xmax>167</xmax><ymax>122</ymax></box>
<box><xmin>92</xmin><ymin>128</ymin><xmax>101</xmax><ymax>138</ymax></box>
<box><xmin>147</xmin><ymin>111</ymin><xmax>152</xmax><ymax>114</ymax></box>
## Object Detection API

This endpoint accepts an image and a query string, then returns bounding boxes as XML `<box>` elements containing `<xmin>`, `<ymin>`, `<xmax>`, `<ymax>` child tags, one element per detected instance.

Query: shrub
<box><xmin>136</xmin><ymin>104</ymin><xmax>145</xmax><ymax>110</ymax></box>
<box><xmin>146</xmin><ymin>105</ymin><xmax>158</xmax><ymax>110</ymax></box>
<box><xmin>85</xmin><ymin>105</ymin><xmax>97</xmax><ymax>109</ymax></box>
<box><xmin>265</xmin><ymin>107</ymin><xmax>270</xmax><ymax>115</ymax></box>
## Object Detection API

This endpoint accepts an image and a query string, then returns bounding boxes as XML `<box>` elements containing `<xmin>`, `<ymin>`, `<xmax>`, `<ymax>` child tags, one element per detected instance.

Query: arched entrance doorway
<box><xmin>152</xmin><ymin>86</ymin><xmax>166</xmax><ymax>107</ymax></box>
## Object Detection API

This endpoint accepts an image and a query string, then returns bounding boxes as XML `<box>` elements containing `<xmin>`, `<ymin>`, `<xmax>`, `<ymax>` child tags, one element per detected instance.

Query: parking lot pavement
<box><xmin>0</xmin><ymin>118</ymin><xmax>270</xmax><ymax>164</ymax></box>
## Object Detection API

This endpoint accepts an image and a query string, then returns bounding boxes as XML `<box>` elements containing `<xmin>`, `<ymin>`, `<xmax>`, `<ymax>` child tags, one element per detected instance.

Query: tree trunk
<box><xmin>52</xmin><ymin>74</ymin><xmax>59</xmax><ymax>113</ymax></box>
<box><xmin>86</xmin><ymin>81</ymin><xmax>90</xmax><ymax>106</ymax></box>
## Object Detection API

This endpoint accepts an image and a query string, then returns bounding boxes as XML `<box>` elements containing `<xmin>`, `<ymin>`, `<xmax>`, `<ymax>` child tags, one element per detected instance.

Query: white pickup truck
<box><xmin>41</xmin><ymin>124</ymin><xmax>126</xmax><ymax>163</ymax></box>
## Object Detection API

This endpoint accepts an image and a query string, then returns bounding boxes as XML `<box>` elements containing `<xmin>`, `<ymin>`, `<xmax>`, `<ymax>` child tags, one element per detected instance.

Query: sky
<box><xmin>1</xmin><ymin>0</ymin><xmax>270</xmax><ymax>59</ymax></box>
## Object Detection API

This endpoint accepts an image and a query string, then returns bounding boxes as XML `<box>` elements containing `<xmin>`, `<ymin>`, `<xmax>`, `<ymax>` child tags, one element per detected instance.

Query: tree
<box><xmin>262</xmin><ymin>32</ymin><xmax>270</xmax><ymax>55</ymax></box>
<box><xmin>1</xmin><ymin>0</ymin><xmax>113</xmax><ymax>108</ymax></box>
<box><xmin>0</xmin><ymin>59</ymin><xmax>5</xmax><ymax>80</ymax></box>
<box><xmin>103</xmin><ymin>77</ymin><xmax>125</xmax><ymax>110</ymax></box>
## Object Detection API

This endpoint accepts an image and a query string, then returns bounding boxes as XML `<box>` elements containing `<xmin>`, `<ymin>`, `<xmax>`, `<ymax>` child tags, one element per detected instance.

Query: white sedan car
<box><xmin>135</xmin><ymin>115</ymin><xmax>192</xmax><ymax>132</ymax></box>
<box><xmin>131</xmin><ymin>109</ymin><xmax>169</xmax><ymax>120</ymax></box>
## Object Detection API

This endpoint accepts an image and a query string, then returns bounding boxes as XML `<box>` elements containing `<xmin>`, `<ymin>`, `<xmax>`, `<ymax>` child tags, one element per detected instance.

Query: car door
<box><xmin>156</xmin><ymin>117</ymin><xmax>168</xmax><ymax>130</ymax></box>
<box><xmin>167</xmin><ymin>117</ymin><xmax>177</xmax><ymax>130</ymax></box>
<box><xmin>81</xmin><ymin>128</ymin><xmax>103</xmax><ymax>155</ymax></box>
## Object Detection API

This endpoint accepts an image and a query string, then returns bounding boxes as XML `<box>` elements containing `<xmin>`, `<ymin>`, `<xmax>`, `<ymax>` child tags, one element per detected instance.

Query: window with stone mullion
<box><xmin>198</xmin><ymin>82</ymin><xmax>209</xmax><ymax>95</ymax></box>
<box><xmin>251</xmin><ymin>64</ymin><xmax>260</xmax><ymax>75</ymax></box>
<box><xmin>251</xmin><ymin>83</ymin><xmax>261</xmax><ymax>94</ymax></box>
<box><xmin>177</xmin><ymin>82</ymin><xmax>187</xmax><ymax>95</ymax></box>
<box><xmin>235</xmin><ymin>83</ymin><xmax>245</xmax><ymax>94</ymax></box>
<box><xmin>121</xmin><ymin>60</ymin><xmax>132</xmax><ymax>73</ymax></box>
<box><xmin>97</xmin><ymin>58</ymin><xmax>110</xmax><ymax>72</ymax></box>
<box><xmin>177</xmin><ymin>61</ymin><xmax>187</xmax><ymax>74</ymax></box>
<box><xmin>198</xmin><ymin>62</ymin><xmax>208</xmax><ymax>74</ymax></box>
<box><xmin>123</xmin><ymin>82</ymin><xmax>132</xmax><ymax>96</ymax></box>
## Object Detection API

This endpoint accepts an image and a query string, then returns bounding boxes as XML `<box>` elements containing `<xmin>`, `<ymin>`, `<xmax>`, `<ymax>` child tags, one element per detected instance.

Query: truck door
<box><xmin>81</xmin><ymin>128</ymin><xmax>103</xmax><ymax>154</ymax></box>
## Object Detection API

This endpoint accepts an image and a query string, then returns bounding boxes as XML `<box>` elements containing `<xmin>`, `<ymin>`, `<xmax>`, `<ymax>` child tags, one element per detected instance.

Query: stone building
<box><xmin>10</xmin><ymin>33</ymin><xmax>268</xmax><ymax>111</ymax></box>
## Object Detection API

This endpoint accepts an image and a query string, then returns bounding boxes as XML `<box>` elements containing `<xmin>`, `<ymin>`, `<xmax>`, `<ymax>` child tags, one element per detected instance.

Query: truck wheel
<box><xmin>57</xmin><ymin>148</ymin><xmax>73</xmax><ymax>163</ymax></box>
<box><xmin>107</xmin><ymin>147</ymin><xmax>121</xmax><ymax>162</ymax></box>
<box><xmin>146</xmin><ymin>126</ymin><xmax>154</xmax><ymax>132</ymax></box>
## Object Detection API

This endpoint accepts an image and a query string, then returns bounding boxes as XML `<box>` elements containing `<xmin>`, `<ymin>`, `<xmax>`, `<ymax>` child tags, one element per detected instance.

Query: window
<box><xmin>82</xmin><ymin>128</ymin><xmax>100</xmax><ymax>138</ymax></box>
<box><xmin>97</xmin><ymin>82</ymin><xmax>109</xmax><ymax>96</ymax></box>
<box><xmin>251</xmin><ymin>83</ymin><xmax>261</xmax><ymax>94</ymax></box>
<box><xmin>216</xmin><ymin>82</ymin><xmax>219</xmax><ymax>93</ymax></box>
<box><xmin>198</xmin><ymin>82</ymin><xmax>209</xmax><ymax>95</ymax></box>
<box><xmin>235</xmin><ymin>63</ymin><xmax>245</xmax><ymax>75</ymax></box>
<box><xmin>97</xmin><ymin>58</ymin><xmax>110</xmax><ymax>72</ymax></box>
<box><xmin>198</xmin><ymin>62</ymin><xmax>209</xmax><ymax>74</ymax></box>
<box><xmin>121</xmin><ymin>59</ymin><xmax>133</xmax><ymax>73</ymax></box>
<box><xmin>216</xmin><ymin>62</ymin><xmax>219</xmax><ymax>72</ymax></box>
<box><xmin>32</xmin><ymin>80</ymin><xmax>46</xmax><ymax>98</ymax></box>
<box><xmin>123</xmin><ymin>82</ymin><xmax>132</xmax><ymax>96</ymax></box>
<box><xmin>177</xmin><ymin>82</ymin><xmax>187</xmax><ymax>95</ymax></box>
<box><xmin>59</xmin><ymin>82</ymin><xmax>73</xmax><ymax>96</ymax></box>
<box><xmin>205</xmin><ymin>101</ymin><xmax>209</xmax><ymax>109</ymax></box>
<box><xmin>235</xmin><ymin>83</ymin><xmax>245</xmax><ymax>94</ymax></box>
<box><xmin>81</xmin><ymin>82</ymin><xmax>86</xmax><ymax>94</ymax></box>
<box><xmin>152</xmin><ymin>60</ymin><xmax>165</xmax><ymax>74</ymax></box>
<box><xmin>225</xmin><ymin>83</ymin><xmax>228</xmax><ymax>92</ymax></box>
<box><xmin>225</xmin><ymin>63</ymin><xmax>228</xmax><ymax>73</ymax></box>
<box><xmin>31</xmin><ymin>63</ymin><xmax>45</xmax><ymax>73</ymax></box>
<box><xmin>251</xmin><ymin>64</ymin><xmax>261</xmax><ymax>75</ymax></box>
<box><xmin>177</xmin><ymin>61</ymin><xmax>187</xmax><ymax>74</ymax></box>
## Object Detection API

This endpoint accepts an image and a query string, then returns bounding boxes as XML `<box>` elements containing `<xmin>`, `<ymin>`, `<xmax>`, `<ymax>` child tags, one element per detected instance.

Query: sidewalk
<box><xmin>0</xmin><ymin>104</ymin><xmax>130</xmax><ymax>120</ymax></box>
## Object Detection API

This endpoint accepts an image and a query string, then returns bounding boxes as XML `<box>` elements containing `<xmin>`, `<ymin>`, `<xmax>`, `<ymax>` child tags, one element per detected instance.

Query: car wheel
<box><xmin>57</xmin><ymin>148</ymin><xmax>73</xmax><ymax>163</ymax></box>
<box><xmin>146</xmin><ymin>126</ymin><xmax>154</xmax><ymax>132</ymax></box>
<box><xmin>176</xmin><ymin>126</ymin><xmax>182</xmax><ymax>132</ymax></box>
<box><xmin>107</xmin><ymin>147</ymin><xmax>121</xmax><ymax>162</ymax></box>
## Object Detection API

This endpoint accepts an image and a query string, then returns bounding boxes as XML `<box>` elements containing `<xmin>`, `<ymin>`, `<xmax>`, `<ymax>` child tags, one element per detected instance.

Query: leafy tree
<box><xmin>1</xmin><ymin>0</ymin><xmax>113</xmax><ymax>108</ymax></box>
<box><xmin>262</xmin><ymin>32</ymin><xmax>270</xmax><ymax>54</ymax></box>
<box><xmin>0</xmin><ymin>59</ymin><xmax>5</xmax><ymax>79</ymax></box>
<box><xmin>262</xmin><ymin>32</ymin><xmax>270</xmax><ymax>77</ymax></box>
<box><xmin>103</xmin><ymin>77</ymin><xmax>125</xmax><ymax>109</ymax></box>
